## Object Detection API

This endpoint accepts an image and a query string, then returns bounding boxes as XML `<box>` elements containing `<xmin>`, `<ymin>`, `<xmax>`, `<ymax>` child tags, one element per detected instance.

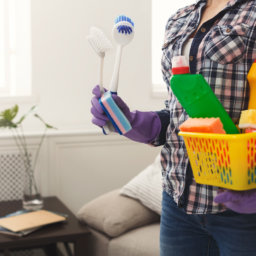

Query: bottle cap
<box><xmin>171</xmin><ymin>56</ymin><xmax>190</xmax><ymax>74</ymax></box>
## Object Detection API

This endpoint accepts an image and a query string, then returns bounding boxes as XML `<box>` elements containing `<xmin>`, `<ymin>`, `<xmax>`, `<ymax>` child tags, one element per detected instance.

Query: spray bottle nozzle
<box><xmin>171</xmin><ymin>56</ymin><xmax>190</xmax><ymax>75</ymax></box>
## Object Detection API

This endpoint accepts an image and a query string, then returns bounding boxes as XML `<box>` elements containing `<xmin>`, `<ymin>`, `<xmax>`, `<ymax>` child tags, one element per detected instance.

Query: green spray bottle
<box><xmin>170</xmin><ymin>56</ymin><xmax>239</xmax><ymax>134</ymax></box>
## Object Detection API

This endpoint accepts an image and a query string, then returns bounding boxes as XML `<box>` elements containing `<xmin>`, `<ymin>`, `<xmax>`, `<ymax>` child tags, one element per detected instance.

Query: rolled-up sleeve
<box><xmin>150</xmin><ymin>108</ymin><xmax>170</xmax><ymax>146</ymax></box>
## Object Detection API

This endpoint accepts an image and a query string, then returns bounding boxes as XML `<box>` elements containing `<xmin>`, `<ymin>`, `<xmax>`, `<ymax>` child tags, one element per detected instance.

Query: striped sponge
<box><xmin>99</xmin><ymin>91</ymin><xmax>132</xmax><ymax>135</ymax></box>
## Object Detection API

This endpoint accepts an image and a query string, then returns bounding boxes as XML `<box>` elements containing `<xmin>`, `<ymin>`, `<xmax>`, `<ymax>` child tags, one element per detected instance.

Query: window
<box><xmin>0</xmin><ymin>0</ymin><xmax>31</xmax><ymax>98</ymax></box>
<box><xmin>152</xmin><ymin>0</ymin><xmax>194</xmax><ymax>95</ymax></box>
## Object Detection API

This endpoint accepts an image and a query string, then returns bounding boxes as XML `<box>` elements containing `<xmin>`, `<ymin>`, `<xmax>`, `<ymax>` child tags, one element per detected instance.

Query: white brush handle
<box><xmin>110</xmin><ymin>45</ymin><xmax>123</xmax><ymax>93</ymax></box>
<box><xmin>99</xmin><ymin>56</ymin><xmax>104</xmax><ymax>94</ymax></box>
<box><xmin>99</xmin><ymin>56</ymin><xmax>115</xmax><ymax>135</ymax></box>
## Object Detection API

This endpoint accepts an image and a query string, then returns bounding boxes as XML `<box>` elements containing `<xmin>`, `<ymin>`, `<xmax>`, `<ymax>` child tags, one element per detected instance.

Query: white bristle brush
<box><xmin>87</xmin><ymin>27</ymin><xmax>112</xmax><ymax>94</ymax></box>
<box><xmin>87</xmin><ymin>27</ymin><xmax>114</xmax><ymax>134</ymax></box>
<box><xmin>110</xmin><ymin>15</ymin><xmax>135</xmax><ymax>93</ymax></box>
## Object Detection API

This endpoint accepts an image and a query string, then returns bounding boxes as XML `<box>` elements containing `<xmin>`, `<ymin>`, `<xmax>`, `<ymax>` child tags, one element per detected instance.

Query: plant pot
<box><xmin>22</xmin><ymin>168</ymin><xmax>43</xmax><ymax>211</ymax></box>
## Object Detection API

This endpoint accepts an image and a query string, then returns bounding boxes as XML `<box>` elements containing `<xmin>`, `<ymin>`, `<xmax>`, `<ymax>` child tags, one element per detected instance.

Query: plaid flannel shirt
<box><xmin>154</xmin><ymin>0</ymin><xmax>256</xmax><ymax>214</ymax></box>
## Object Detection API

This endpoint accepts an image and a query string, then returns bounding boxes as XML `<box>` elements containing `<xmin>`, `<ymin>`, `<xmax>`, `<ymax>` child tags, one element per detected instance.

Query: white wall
<box><xmin>0</xmin><ymin>0</ymin><xmax>167</xmax><ymax>213</ymax></box>
<box><xmin>0</xmin><ymin>132</ymin><xmax>161</xmax><ymax>213</ymax></box>
<box><xmin>29</xmin><ymin>0</ymin><xmax>166</xmax><ymax>131</ymax></box>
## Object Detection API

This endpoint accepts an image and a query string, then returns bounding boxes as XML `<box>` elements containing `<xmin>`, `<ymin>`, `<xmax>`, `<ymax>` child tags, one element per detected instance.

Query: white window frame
<box><xmin>151</xmin><ymin>0</ymin><xmax>194</xmax><ymax>97</ymax></box>
<box><xmin>0</xmin><ymin>0</ymin><xmax>35</xmax><ymax>104</ymax></box>
<box><xmin>0</xmin><ymin>0</ymin><xmax>7</xmax><ymax>94</ymax></box>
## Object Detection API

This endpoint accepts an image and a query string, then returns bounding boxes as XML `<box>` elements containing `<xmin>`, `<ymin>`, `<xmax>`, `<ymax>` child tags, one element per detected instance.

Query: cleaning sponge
<box><xmin>179</xmin><ymin>117</ymin><xmax>226</xmax><ymax>134</ymax></box>
<box><xmin>238</xmin><ymin>109</ymin><xmax>256</xmax><ymax>129</ymax></box>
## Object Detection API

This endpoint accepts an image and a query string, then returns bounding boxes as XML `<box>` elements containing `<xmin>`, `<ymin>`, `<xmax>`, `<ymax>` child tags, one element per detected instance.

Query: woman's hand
<box><xmin>90</xmin><ymin>85</ymin><xmax>161</xmax><ymax>143</ymax></box>
<box><xmin>214</xmin><ymin>189</ymin><xmax>256</xmax><ymax>214</ymax></box>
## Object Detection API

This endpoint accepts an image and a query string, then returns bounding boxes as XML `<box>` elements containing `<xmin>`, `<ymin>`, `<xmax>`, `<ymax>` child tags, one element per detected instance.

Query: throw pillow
<box><xmin>120</xmin><ymin>154</ymin><xmax>162</xmax><ymax>215</ymax></box>
<box><xmin>77</xmin><ymin>189</ymin><xmax>159</xmax><ymax>238</ymax></box>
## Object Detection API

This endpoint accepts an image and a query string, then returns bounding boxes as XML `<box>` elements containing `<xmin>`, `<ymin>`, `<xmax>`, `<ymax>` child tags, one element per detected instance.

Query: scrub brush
<box><xmin>110</xmin><ymin>15</ymin><xmax>135</xmax><ymax>93</ymax></box>
<box><xmin>87</xmin><ymin>26</ymin><xmax>114</xmax><ymax>134</ymax></box>
<box><xmin>99</xmin><ymin>15</ymin><xmax>134</xmax><ymax>135</ymax></box>
<box><xmin>87</xmin><ymin>26</ymin><xmax>112</xmax><ymax>94</ymax></box>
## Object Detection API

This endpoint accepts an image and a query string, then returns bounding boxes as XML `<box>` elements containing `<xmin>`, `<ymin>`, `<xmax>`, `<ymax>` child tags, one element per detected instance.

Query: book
<box><xmin>0</xmin><ymin>209</ymin><xmax>68</xmax><ymax>237</ymax></box>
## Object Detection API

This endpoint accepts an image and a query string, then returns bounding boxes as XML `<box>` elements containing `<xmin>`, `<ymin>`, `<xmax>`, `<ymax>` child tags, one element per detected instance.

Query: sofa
<box><xmin>77</xmin><ymin>155</ymin><xmax>162</xmax><ymax>256</ymax></box>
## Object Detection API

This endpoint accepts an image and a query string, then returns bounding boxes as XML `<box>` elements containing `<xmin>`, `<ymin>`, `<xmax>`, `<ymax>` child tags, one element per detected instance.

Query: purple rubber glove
<box><xmin>214</xmin><ymin>189</ymin><xmax>256</xmax><ymax>214</ymax></box>
<box><xmin>91</xmin><ymin>85</ymin><xmax>161</xmax><ymax>143</ymax></box>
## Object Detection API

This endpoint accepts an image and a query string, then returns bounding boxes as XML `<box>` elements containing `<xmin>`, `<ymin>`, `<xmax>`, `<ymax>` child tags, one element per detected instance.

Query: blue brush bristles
<box><xmin>115</xmin><ymin>15</ymin><xmax>134</xmax><ymax>34</ymax></box>
<box><xmin>115</xmin><ymin>15</ymin><xmax>134</xmax><ymax>27</ymax></box>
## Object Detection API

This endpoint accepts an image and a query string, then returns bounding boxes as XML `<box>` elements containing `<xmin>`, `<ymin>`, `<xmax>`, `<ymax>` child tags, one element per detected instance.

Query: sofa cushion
<box><xmin>108</xmin><ymin>223</ymin><xmax>160</xmax><ymax>256</ymax></box>
<box><xmin>120</xmin><ymin>154</ymin><xmax>162</xmax><ymax>215</ymax></box>
<box><xmin>77</xmin><ymin>189</ymin><xmax>159</xmax><ymax>238</ymax></box>
<box><xmin>85</xmin><ymin>228</ymin><xmax>111</xmax><ymax>256</ymax></box>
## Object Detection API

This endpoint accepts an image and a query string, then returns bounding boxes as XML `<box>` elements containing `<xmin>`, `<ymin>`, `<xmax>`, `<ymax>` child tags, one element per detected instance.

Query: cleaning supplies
<box><xmin>87</xmin><ymin>27</ymin><xmax>112</xmax><ymax>94</ymax></box>
<box><xmin>170</xmin><ymin>56</ymin><xmax>239</xmax><ymax>134</ymax></box>
<box><xmin>99</xmin><ymin>15</ymin><xmax>135</xmax><ymax>135</ymax></box>
<box><xmin>238</xmin><ymin>109</ymin><xmax>256</xmax><ymax>132</ymax></box>
<box><xmin>247</xmin><ymin>60</ymin><xmax>256</xmax><ymax>109</ymax></box>
<box><xmin>87</xmin><ymin>27</ymin><xmax>114</xmax><ymax>134</ymax></box>
<box><xmin>179</xmin><ymin>117</ymin><xmax>226</xmax><ymax>134</ymax></box>
<box><xmin>238</xmin><ymin>60</ymin><xmax>256</xmax><ymax>133</ymax></box>
<box><xmin>99</xmin><ymin>91</ymin><xmax>132</xmax><ymax>135</ymax></box>
<box><xmin>109</xmin><ymin>15</ymin><xmax>135</xmax><ymax>93</ymax></box>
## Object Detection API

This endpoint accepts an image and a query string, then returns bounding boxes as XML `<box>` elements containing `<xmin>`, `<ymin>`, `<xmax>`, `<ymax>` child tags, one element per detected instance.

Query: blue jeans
<box><xmin>160</xmin><ymin>191</ymin><xmax>256</xmax><ymax>256</ymax></box>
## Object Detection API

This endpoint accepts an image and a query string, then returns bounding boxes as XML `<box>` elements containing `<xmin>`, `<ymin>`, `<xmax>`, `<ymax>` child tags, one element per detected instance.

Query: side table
<box><xmin>0</xmin><ymin>196</ymin><xmax>91</xmax><ymax>256</ymax></box>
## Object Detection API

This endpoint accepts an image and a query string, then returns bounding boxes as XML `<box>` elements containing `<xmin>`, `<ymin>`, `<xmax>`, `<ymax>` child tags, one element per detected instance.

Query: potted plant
<box><xmin>0</xmin><ymin>105</ymin><xmax>56</xmax><ymax>210</ymax></box>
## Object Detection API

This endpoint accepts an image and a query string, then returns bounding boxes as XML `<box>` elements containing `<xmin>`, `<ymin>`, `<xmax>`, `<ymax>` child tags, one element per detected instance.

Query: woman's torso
<box><xmin>160</xmin><ymin>0</ymin><xmax>256</xmax><ymax>214</ymax></box>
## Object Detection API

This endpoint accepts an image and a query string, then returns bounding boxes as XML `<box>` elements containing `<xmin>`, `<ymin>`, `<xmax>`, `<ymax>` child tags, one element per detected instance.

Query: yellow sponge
<box><xmin>238</xmin><ymin>109</ymin><xmax>256</xmax><ymax>129</ymax></box>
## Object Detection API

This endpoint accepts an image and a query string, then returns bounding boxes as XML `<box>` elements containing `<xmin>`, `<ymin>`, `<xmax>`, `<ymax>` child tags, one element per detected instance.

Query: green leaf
<box><xmin>34</xmin><ymin>114</ymin><xmax>57</xmax><ymax>130</ymax></box>
<box><xmin>0</xmin><ymin>119</ymin><xmax>17</xmax><ymax>128</ymax></box>
<box><xmin>0</xmin><ymin>105</ymin><xmax>56</xmax><ymax>131</ymax></box>
<box><xmin>16</xmin><ymin>105</ymin><xmax>37</xmax><ymax>125</ymax></box>
<box><xmin>0</xmin><ymin>105</ymin><xmax>19</xmax><ymax>122</ymax></box>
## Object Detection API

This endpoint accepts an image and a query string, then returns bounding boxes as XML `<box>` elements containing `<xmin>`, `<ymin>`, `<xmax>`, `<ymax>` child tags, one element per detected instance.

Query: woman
<box><xmin>91</xmin><ymin>0</ymin><xmax>256</xmax><ymax>255</ymax></box>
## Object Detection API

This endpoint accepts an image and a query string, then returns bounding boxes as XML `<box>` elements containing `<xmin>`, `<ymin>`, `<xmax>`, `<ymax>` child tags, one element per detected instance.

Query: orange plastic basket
<box><xmin>179</xmin><ymin>132</ymin><xmax>256</xmax><ymax>190</ymax></box>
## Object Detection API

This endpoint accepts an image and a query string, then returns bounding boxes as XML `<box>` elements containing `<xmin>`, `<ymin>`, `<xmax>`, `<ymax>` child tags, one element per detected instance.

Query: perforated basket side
<box><xmin>184</xmin><ymin>136</ymin><xmax>228</xmax><ymax>187</ymax></box>
<box><xmin>180</xmin><ymin>132</ymin><xmax>256</xmax><ymax>190</ymax></box>
<box><xmin>246</xmin><ymin>136</ymin><xmax>256</xmax><ymax>186</ymax></box>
